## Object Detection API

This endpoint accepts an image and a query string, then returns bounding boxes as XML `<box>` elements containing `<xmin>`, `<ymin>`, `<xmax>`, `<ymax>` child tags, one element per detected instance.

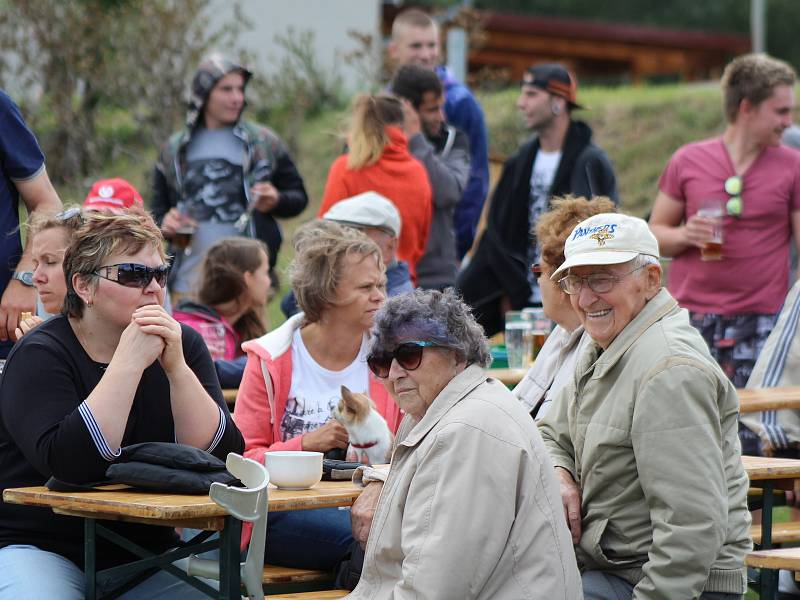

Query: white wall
<box><xmin>209</xmin><ymin>0</ymin><xmax>382</xmax><ymax>92</ymax></box>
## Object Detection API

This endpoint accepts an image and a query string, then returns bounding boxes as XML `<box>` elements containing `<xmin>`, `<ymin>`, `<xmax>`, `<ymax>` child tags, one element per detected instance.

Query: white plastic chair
<box><xmin>186</xmin><ymin>453</ymin><xmax>270</xmax><ymax>600</ymax></box>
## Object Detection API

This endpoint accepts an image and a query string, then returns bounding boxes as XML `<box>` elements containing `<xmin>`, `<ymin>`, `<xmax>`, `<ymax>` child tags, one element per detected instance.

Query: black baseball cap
<box><xmin>522</xmin><ymin>63</ymin><xmax>584</xmax><ymax>110</ymax></box>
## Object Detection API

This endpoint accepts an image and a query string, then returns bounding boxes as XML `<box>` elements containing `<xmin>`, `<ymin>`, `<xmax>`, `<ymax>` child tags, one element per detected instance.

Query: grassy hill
<box><xmin>54</xmin><ymin>81</ymin><xmax>730</xmax><ymax>326</ymax></box>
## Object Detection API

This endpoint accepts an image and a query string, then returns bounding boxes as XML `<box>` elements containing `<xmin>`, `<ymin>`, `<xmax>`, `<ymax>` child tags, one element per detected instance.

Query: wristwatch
<box><xmin>11</xmin><ymin>271</ymin><xmax>34</xmax><ymax>286</ymax></box>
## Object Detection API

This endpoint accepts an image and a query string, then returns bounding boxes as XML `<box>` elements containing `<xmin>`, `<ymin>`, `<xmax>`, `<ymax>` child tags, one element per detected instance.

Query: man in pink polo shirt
<box><xmin>650</xmin><ymin>54</ymin><xmax>800</xmax><ymax>418</ymax></box>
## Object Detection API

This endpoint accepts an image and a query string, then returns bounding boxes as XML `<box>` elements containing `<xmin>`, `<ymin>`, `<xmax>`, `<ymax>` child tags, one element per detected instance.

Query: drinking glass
<box><xmin>505</xmin><ymin>311</ymin><xmax>533</xmax><ymax>369</ymax></box>
<box><xmin>522</xmin><ymin>307</ymin><xmax>553</xmax><ymax>359</ymax></box>
<box><xmin>697</xmin><ymin>199</ymin><xmax>725</xmax><ymax>261</ymax></box>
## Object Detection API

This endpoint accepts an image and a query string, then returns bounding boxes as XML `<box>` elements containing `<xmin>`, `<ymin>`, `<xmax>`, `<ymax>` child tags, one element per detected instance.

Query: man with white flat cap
<box><xmin>538</xmin><ymin>213</ymin><xmax>751</xmax><ymax>599</ymax></box>
<box><xmin>281</xmin><ymin>191</ymin><xmax>413</xmax><ymax>318</ymax></box>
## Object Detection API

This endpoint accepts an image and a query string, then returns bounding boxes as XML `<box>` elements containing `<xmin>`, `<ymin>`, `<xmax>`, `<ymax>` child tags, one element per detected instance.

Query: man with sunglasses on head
<box><xmin>457</xmin><ymin>63</ymin><xmax>617</xmax><ymax>336</ymax></box>
<box><xmin>538</xmin><ymin>212</ymin><xmax>751</xmax><ymax>600</ymax></box>
<box><xmin>650</xmin><ymin>54</ymin><xmax>800</xmax><ymax>402</ymax></box>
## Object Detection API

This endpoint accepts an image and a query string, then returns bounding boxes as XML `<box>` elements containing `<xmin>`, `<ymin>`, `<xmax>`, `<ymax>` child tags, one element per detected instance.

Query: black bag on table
<box><xmin>47</xmin><ymin>442</ymin><xmax>242</xmax><ymax>495</ymax></box>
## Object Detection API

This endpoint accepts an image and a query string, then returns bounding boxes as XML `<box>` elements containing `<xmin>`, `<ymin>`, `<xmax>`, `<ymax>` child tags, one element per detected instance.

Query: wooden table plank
<box><xmin>738</xmin><ymin>386</ymin><xmax>800</xmax><ymax>414</ymax></box>
<box><xmin>222</xmin><ymin>388</ymin><xmax>237</xmax><ymax>406</ymax></box>
<box><xmin>742</xmin><ymin>455</ymin><xmax>800</xmax><ymax>489</ymax></box>
<box><xmin>3</xmin><ymin>479</ymin><xmax>362</xmax><ymax>523</ymax></box>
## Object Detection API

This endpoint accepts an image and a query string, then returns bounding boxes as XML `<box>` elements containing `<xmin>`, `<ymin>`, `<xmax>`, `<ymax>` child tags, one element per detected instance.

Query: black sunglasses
<box><xmin>367</xmin><ymin>341</ymin><xmax>445</xmax><ymax>379</ymax></box>
<box><xmin>93</xmin><ymin>263</ymin><xmax>170</xmax><ymax>289</ymax></box>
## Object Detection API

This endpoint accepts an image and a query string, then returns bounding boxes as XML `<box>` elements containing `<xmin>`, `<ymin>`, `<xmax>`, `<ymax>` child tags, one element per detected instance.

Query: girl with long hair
<box><xmin>318</xmin><ymin>93</ymin><xmax>432</xmax><ymax>282</ymax></box>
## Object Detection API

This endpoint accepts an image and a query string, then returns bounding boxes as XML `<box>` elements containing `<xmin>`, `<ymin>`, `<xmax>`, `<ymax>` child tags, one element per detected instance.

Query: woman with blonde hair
<box><xmin>0</xmin><ymin>210</ymin><xmax>243</xmax><ymax>599</ymax></box>
<box><xmin>514</xmin><ymin>195</ymin><xmax>616</xmax><ymax>419</ymax></box>
<box><xmin>317</xmin><ymin>93</ymin><xmax>432</xmax><ymax>282</ymax></box>
<box><xmin>235</xmin><ymin>220</ymin><xmax>401</xmax><ymax>571</ymax></box>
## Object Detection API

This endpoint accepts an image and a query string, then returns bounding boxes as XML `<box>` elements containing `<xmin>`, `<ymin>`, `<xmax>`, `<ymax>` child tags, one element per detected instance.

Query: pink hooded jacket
<box><xmin>233</xmin><ymin>314</ymin><xmax>402</xmax><ymax>462</ymax></box>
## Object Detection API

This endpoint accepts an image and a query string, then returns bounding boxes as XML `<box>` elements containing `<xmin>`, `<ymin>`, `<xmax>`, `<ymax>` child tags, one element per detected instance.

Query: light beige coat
<box><xmin>539</xmin><ymin>289</ymin><xmax>751</xmax><ymax>599</ymax></box>
<box><xmin>348</xmin><ymin>364</ymin><xmax>582</xmax><ymax>600</ymax></box>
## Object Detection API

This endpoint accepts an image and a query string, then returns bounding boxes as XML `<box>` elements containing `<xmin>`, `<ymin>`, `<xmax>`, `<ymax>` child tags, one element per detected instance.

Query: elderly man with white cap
<box><xmin>281</xmin><ymin>191</ymin><xmax>413</xmax><ymax>318</ymax></box>
<box><xmin>538</xmin><ymin>213</ymin><xmax>751</xmax><ymax>600</ymax></box>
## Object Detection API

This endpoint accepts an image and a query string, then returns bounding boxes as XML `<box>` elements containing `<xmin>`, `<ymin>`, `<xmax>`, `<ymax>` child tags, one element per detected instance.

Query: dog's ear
<box><xmin>341</xmin><ymin>385</ymin><xmax>353</xmax><ymax>402</ymax></box>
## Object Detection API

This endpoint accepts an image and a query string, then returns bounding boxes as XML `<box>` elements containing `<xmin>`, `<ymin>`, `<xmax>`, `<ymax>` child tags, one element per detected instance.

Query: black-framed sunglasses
<box><xmin>367</xmin><ymin>341</ymin><xmax>446</xmax><ymax>379</ymax></box>
<box><xmin>93</xmin><ymin>263</ymin><xmax>170</xmax><ymax>289</ymax></box>
<box><xmin>725</xmin><ymin>175</ymin><xmax>743</xmax><ymax>217</ymax></box>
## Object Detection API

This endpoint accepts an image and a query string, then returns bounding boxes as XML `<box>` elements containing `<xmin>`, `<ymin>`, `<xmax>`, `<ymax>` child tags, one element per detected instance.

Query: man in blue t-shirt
<box><xmin>0</xmin><ymin>91</ymin><xmax>62</xmax><ymax>357</ymax></box>
<box><xmin>389</xmin><ymin>8</ymin><xmax>489</xmax><ymax>259</ymax></box>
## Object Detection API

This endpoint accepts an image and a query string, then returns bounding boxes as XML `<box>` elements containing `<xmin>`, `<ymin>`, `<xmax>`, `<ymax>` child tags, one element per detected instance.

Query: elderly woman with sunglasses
<box><xmin>347</xmin><ymin>288</ymin><xmax>581</xmax><ymax>599</ymax></box>
<box><xmin>0</xmin><ymin>211</ymin><xmax>243</xmax><ymax>600</ymax></box>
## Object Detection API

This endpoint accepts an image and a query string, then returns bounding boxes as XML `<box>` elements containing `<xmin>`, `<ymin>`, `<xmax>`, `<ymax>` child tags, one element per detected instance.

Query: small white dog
<box><xmin>332</xmin><ymin>386</ymin><xmax>393</xmax><ymax>465</ymax></box>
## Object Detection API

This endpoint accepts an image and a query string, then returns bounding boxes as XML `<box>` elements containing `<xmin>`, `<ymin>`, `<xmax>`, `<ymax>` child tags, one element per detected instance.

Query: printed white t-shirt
<box><xmin>528</xmin><ymin>149</ymin><xmax>562</xmax><ymax>302</ymax></box>
<box><xmin>279</xmin><ymin>329</ymin><xmax>370</xmax><ymax>442</ymax></box>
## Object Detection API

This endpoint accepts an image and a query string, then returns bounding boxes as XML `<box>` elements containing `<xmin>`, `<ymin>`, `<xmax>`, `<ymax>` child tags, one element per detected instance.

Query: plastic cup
<box><xmin>505</xmin><ymin>311</ymin><xmax>533</xmax><ymax>369</ymax></box>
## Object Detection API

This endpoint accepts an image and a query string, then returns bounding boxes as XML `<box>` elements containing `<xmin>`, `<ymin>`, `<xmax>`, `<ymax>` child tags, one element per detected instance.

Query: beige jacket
<box><xmin>348</xmin><ymin>364</ymin><xmax>582</xmax><ymax>600</ymax></box>
<box><xmin>539</xmin><ymin>289</ymin><xmax>751</xmax><ymax>599</ymax></box>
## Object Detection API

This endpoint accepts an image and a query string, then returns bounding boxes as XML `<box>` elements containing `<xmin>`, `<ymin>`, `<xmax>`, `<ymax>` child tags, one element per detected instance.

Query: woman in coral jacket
<box><xmin>234</xmin><ymin>220</ymin><xmax>401</xmax><ymax>571</ymax></box>
<box><xmin>318</xmin><ymin>93</ymin><xmax>432</xmax><ymax>283</ymax></box>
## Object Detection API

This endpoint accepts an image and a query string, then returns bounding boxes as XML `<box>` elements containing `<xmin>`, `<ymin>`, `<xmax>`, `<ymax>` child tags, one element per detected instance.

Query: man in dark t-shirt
<box><xmin>151</xmin><ymin>54</ymin><xmax>308</xmax><ymax>298</ymax></box>
<box><xmin>0</xmin><ymin>90</ymin><xmax>62</xmax><ymax>356</ymax></box>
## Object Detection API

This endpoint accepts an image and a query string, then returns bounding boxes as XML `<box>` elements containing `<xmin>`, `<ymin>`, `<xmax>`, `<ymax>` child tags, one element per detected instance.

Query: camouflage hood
<box><xmin>186</xmin><ymin>53</ymin><xmax>253</xmax><ymax>130</ymax></box>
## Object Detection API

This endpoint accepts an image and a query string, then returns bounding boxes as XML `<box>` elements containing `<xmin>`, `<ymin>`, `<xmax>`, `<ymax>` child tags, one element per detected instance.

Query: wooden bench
<box><xmin>751</xmin><ymin>521</ymin><xmax>800</xmax><ymax>545</ymax></box>
<box><xmin>748</xmin><ymin>546</ymin><xmax>800</xmax><ymax>570</ymax></box>
<box><xmin>263</xmin><ymin>564</ymin><xmax>334</xmax><ymax>585</ymax></box>
<box><xmin>266</xmin><ymin>591</ymin><xmax>349</xmax><ymax>599</ymax></box>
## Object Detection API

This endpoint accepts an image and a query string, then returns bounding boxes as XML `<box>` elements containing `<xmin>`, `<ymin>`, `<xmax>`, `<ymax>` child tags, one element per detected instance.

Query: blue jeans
<box><xmin>265</xmin><ymin>507</ymin><xmax>353</xmax><ymax>571</ymax></box>
<box><xmin>582</xmin><ymin>570</ymin><xmax>742</xmax><ymax>600</ymax></box>
<box><xmin>0</xmin><ymin>544</ymin><xmax>216</xmax><ymax>599</ymax></box>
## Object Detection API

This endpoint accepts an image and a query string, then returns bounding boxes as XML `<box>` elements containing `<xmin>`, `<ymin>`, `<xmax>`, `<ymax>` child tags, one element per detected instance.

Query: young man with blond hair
<box><xmin>650</xmin><ymin>54</ymin><xmax>800</xmax><ymax>416</ymax></box>
<box><xmin>389</xmin><ymin>8</ymin><xmax>488</xmax><ymax>259</ymax></box>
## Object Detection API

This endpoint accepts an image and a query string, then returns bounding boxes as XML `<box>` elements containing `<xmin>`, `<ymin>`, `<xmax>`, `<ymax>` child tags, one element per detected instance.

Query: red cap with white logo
<box><xmin>83</xmin><ymin>178</ymin><xmax>144</xmax><ymax>211</ymax></box>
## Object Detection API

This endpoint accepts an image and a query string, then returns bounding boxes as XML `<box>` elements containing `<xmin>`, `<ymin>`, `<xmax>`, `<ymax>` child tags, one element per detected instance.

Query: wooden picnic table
<box><xmin>3</xmin><ymin>480</ymin><xmax>362</xmax><ymax>600</ymax></box>
<box><xmin>742</xmin><ymin>455</ymin><xmax>800</xmax><ymax>600</ymax></box>
<box><xmin>738</xmin><ymin>386</ymin><xmax>800</xmax><ymax>414</ymax></box>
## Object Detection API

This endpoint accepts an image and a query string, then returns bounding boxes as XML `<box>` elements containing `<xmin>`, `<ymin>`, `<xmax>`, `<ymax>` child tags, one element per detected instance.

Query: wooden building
<box><xmin>383</xmin><ymin>6</ymin><xmax>751</xmax><ymax>84</ymax></box>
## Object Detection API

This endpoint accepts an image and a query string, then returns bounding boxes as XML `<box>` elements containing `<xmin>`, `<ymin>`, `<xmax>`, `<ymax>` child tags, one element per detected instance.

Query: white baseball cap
<box><xmin>550</xmin><ymin>213</ymin><xmax>660</xmax><ymax>279</ymax></box>
<box><xmin>322</xmin><ymin>191</ymin><xmax>402</xmax><ymax>238</ymax></box>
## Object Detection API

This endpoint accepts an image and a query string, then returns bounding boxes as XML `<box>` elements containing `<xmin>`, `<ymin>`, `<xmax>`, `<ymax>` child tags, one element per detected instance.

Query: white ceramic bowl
<box><xmin>265</xmin><ymin>451</ymin><xmax>323</xmax><ymax>490</ymax></box>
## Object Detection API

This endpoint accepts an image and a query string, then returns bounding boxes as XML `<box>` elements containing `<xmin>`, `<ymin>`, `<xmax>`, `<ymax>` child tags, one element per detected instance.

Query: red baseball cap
<box><xmin>84</xmin><ymin>178</ymin><xmax>144</xmax><ymax>211</ymax></box>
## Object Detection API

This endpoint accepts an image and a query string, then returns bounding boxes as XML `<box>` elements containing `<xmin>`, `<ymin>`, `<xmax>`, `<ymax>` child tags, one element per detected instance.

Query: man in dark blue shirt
<box><xmin>0</xmin><ymin>91</ymin><xmax>62</xmax><ymax>356</ymax></box>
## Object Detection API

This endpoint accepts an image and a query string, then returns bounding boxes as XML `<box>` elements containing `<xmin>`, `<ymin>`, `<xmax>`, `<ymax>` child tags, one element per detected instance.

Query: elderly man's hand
<box><xmin>351</xmin><ymin>481</ymin><xmax>383</xmax><ymax>549</ymax></box>
<box><xmin>555</xmin><ymin>467</ymin><xmax>583</xmax><ymax>544</ymax></box>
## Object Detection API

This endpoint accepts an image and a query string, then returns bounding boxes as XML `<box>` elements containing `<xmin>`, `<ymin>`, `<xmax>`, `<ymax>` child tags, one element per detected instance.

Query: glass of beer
<box><xmin>172</xmin><ymin>202</ymin><xmax>197</xmax><ymax>255</ymax></box>
<box><xmin>697</xmin><ymin>199</ymin><xmax>725</xmax><ymax>261</ymax></box>
<box><xmin>523</xmin><ymin>307</ymin><xmax>553</xmax><ymax>359</ymax></box>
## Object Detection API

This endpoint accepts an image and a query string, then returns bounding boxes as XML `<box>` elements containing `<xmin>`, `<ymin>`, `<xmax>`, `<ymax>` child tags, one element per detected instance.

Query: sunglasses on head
<box><xmin>367</xmin><ymin>340</ymin><xmax>446</xmax><ymax>379</ymax></box>
<box><xmin>93</xmin><ymin>263</ymin><xmax>170</xmax><ymax>289</ymax></box>
<box><xmin>725</xmin><ymin>175</ymin><xmax>743</xmax><ymax>217</ymax></box>
<box><xmin>55</xmin><ymin>207</ymin><xmax>83</xmax><ymax>222</ymax></box>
